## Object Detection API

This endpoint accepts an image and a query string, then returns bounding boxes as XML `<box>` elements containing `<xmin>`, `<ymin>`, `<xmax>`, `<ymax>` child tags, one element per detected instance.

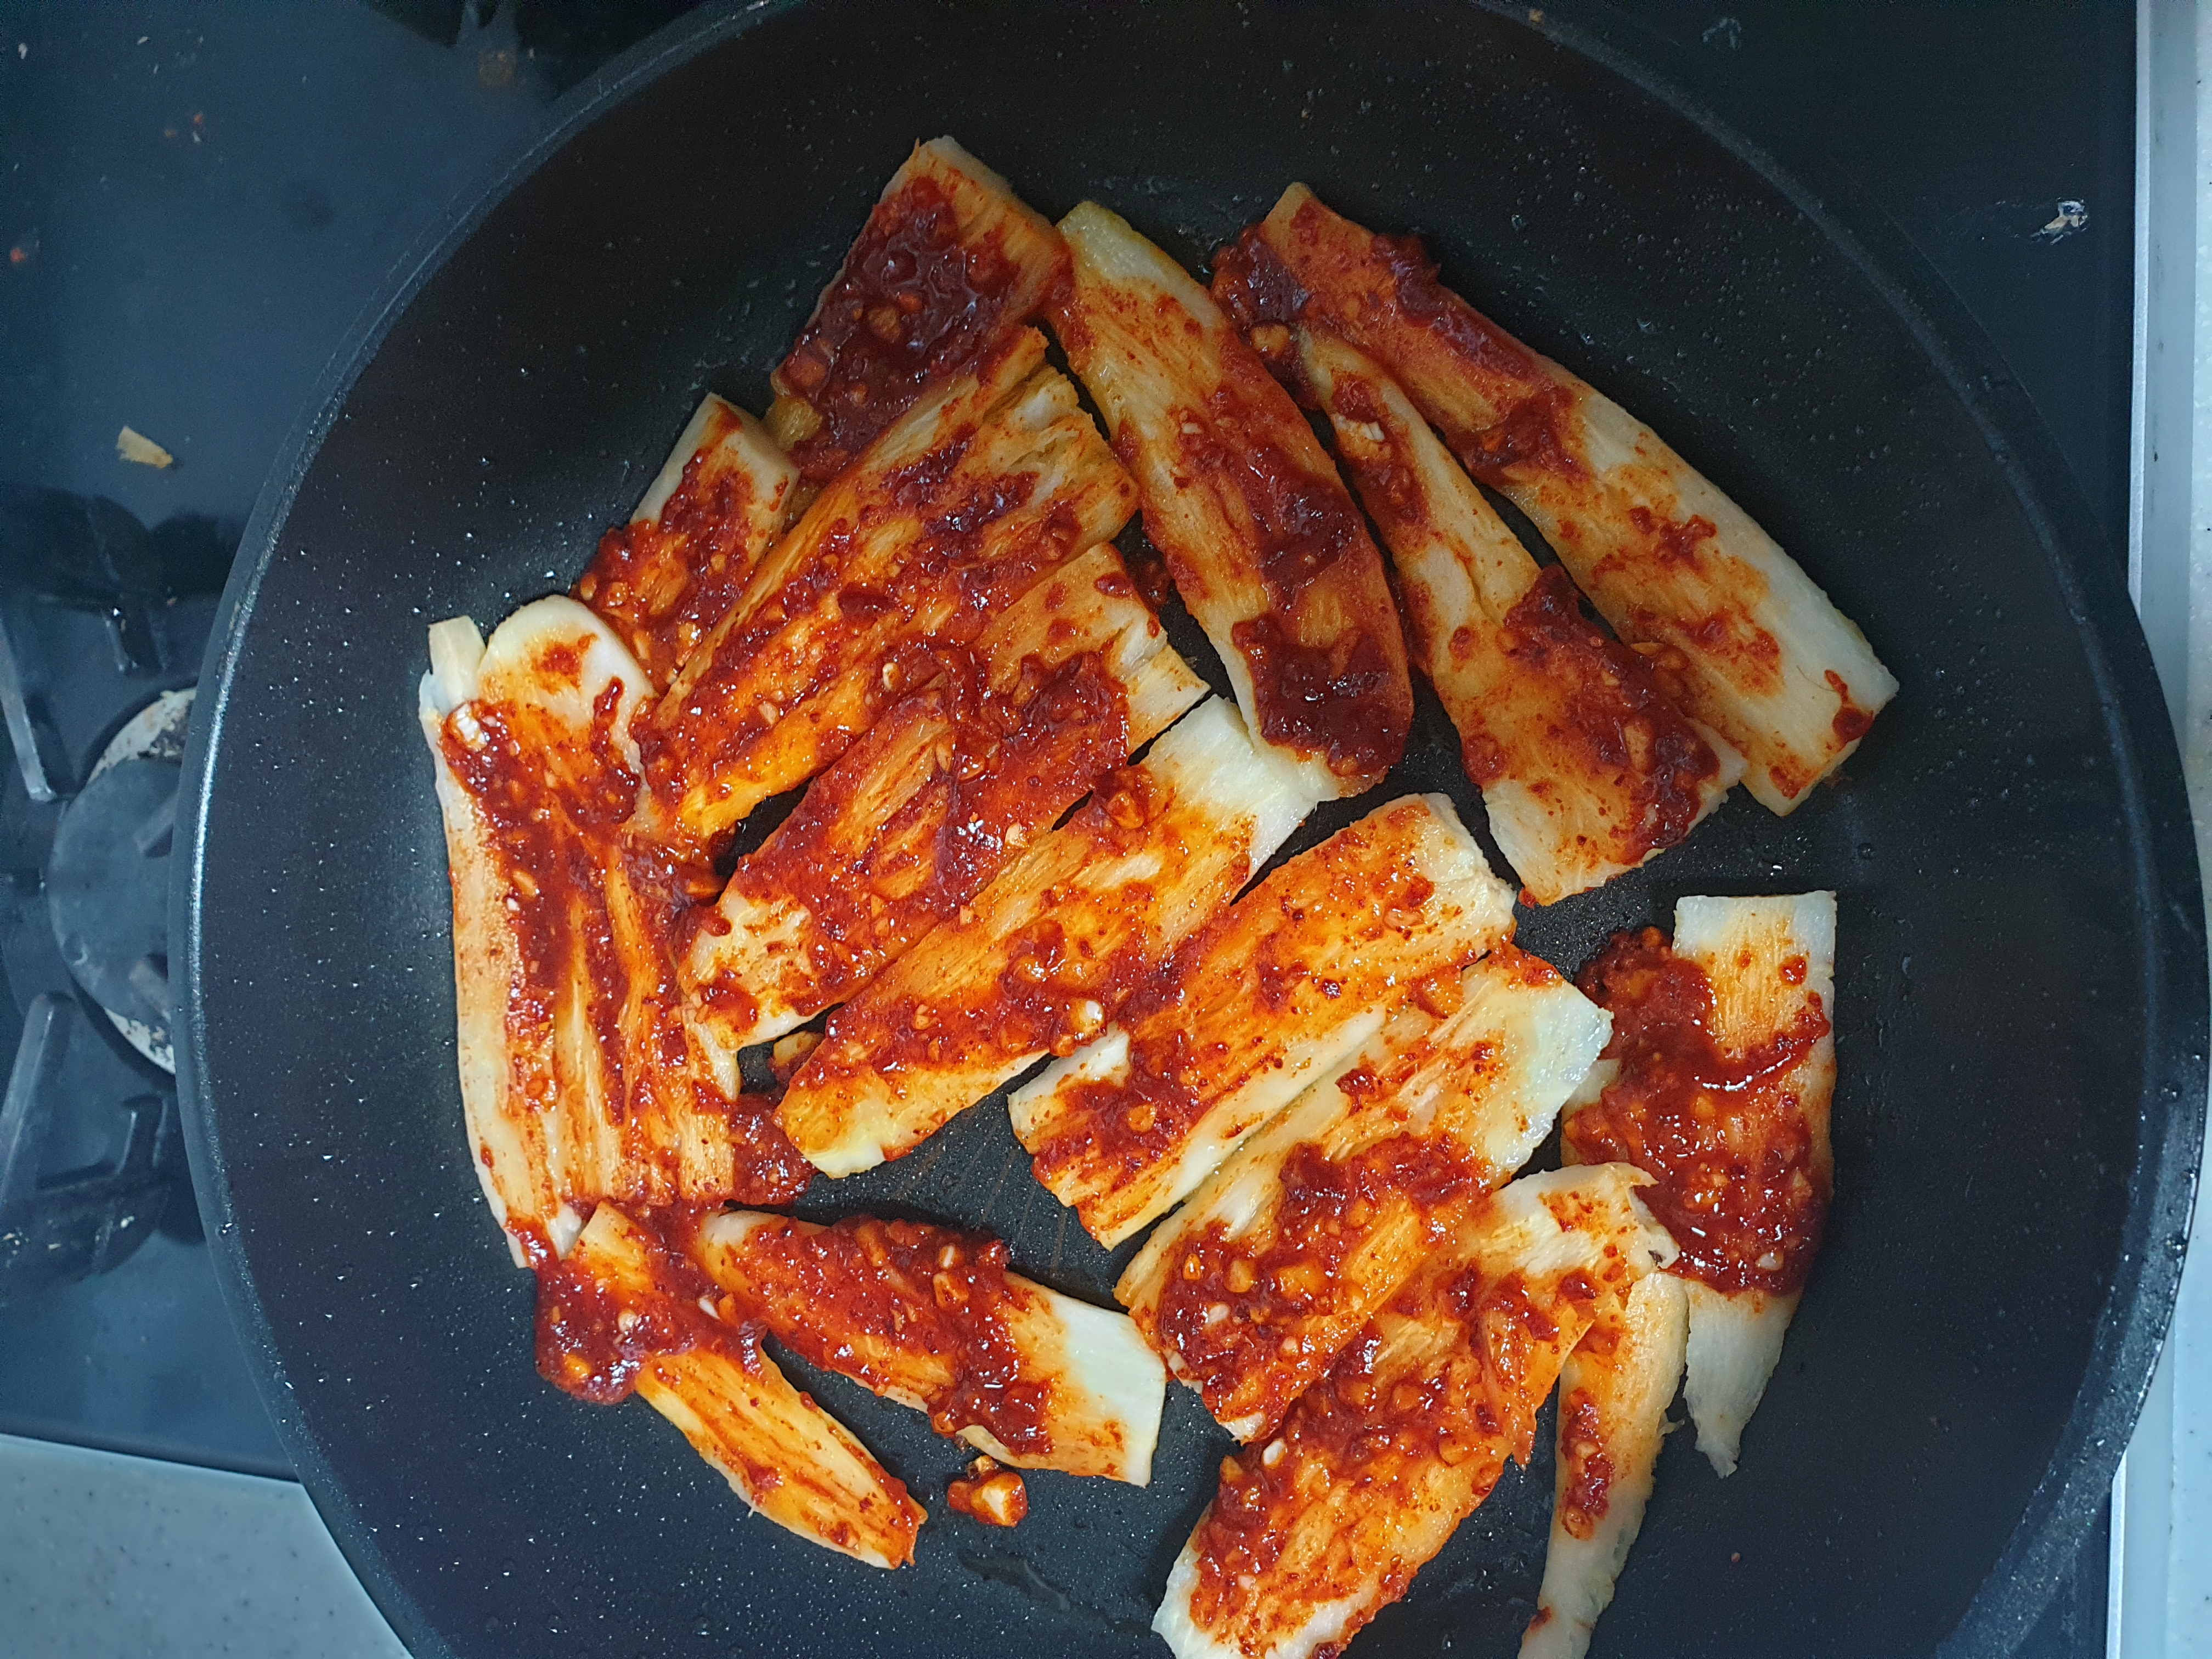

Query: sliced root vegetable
<box><xmin>1521</xmin><ymin>1269</ymin><xmax>1689</xmax><ymax>1659</ymax></box>
<box><xmin>1118</xmin><ymin>943</ymin><xmax>1609</xmax><ymax>1441</ymax></box>
<box><xmin>769</xmin><ymin>137</ymin><xmax>1067</xmax><ymax>484</ymax></box>
<box><xmin>682</xmin><ymin>544</ymin><xmax>1205</xmax><ymax>1071</ymax></box>
<box><xmin>1214</xmin><ymin>185</ymin><xmax>1894</xmax><ymax>813</ymax></box>
<box><xmin>562</xmin><ymin>1206</ymin><xmax>923</xmax><ymax>1568</ymax></box>
<box><xmin>777</xmin><ymin>697</ymin><xmax>1320</xmax><ymax>1177</ymax></box>
<box><xmin>1152</xmin><ymin>1165</ymin><xmax>1675</xmax><ymax>1659</ymax></box>
<box><xmin>1288</xmin><ymin>326</ymin><xmax>1741</xmax><ymax>902</ymax></box>
<box><xmin>1012</xmin><ymin>794</ymin><xmax>1515</xmax><ymax>1249</ymax></box>
<box><xmin>642</xmin><ymin>330</ymin><xmax>1138</xmax><ymax>847</ymax></box>
<box><xmin>573</xmin><ymin>395</ymin><xmax>800</xmax><ymax>690</ymax></box>
<box><xmin>1054</xmin><ymin>201</ymin><xmax>1411</xmax><ymax>798</ymax></box>
<box><xmin>419</xmin><ymin>599</ymin><xmax>811</xmax><ymax>1249</ymax></box>
<box><xmin>687</xmin><ymin>1210</ymin><xmax>1165</xmax><ymax>1484</ymax></box>
<box><xmin>1564</xmin><ymin>891</ymin><xmax>1836</xmax><ymax>1476</ymax></box>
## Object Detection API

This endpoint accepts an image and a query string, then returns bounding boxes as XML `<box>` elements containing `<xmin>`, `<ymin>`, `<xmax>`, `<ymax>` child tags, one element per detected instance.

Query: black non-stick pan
<box><xmin>173</xmin><ymin>3</ymin><xmax>2207</xmax><ymax>1656</ymax></box>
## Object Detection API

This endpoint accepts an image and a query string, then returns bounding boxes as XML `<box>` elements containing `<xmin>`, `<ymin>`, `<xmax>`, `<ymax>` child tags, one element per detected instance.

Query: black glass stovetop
<box><xmin>0</xmin><ymin>4</ymin><xmax>2134</xmax><ymax>1654</ymax></box>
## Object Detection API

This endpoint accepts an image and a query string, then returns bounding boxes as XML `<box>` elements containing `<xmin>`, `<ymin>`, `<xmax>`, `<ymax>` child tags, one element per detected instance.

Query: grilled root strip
<box><xmin>691</xmin><ymin>1210</ymin><xmax>1166</xmax><ymax>1485</ymax></box>
<box><xmin>420</xmin><ymin>600</ymin><xmax>804</xmax><ymax>1252</ymax></box>
<box><xmin>646</xmin><ymin>329</ymin><xmax>1137</xmax><ymax>846</ymax></box>
<box><xmin>684</xmin><ymin>542</ymin><xmax>1206</xmax><ymax>1068</ymax></box>
<box><xmin>1118</xmin><ymin>944</ymin><xmax>1611</xmax><ymax>1442</ymax></box>
<box><xmin>1565</xmin><ymin>891</ymin><xmax>1836</xmax><ymax>1478</ymax></box>
<box><xmin>573</xmin><ymin>394</ymin><xmax>799</xmax><ymax>690</ymax></box>
<box><xmin>778</xmin><ymin>697</ymin><xmax>1319</xmax><ymax>1177</ymax></box>
<box><xmin>1290</xmin><ymin>328</ymin><xmax>1741</xmax><ymax>902</ymax></box>
<box><xmin>1153</xmin><ymin>1166</ymin><xmax>1675</xmax><ymax>1659</ymax></box>
<box><xmin>1054</xmin><ymin>201</ymin><xmax>1411</xmax><ymax>798</ymax></box>
<box><xmin>769</xmin><ymin>137</ymin><xmax>1067</xmax><ymax>483</ymax></box>
<box><xmin>1521</xmin><ymin>1269</ymin><xmax>1689</xmax><ymax>1659</ymax></box>
<box><xmin>1215</xmin><ymin>184</ymin><xmax>1894</xmax><ymax>814</ymax></box>
<box><xmin>1012</xmin><ymin>793</ymin><xmax>1515</xmax><ymax>1249</ymax></box>
<box><xmin>568</xmin><ymin>1207</ymin><xmax>923</xmax><ymax>1569</ymax></box>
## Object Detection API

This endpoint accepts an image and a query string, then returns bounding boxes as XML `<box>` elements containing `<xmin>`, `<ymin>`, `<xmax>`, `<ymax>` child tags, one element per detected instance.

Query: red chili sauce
<box><xmin>710</xmin><ymin>646</ymin><xmax>1131</xmax><ymax>1015</ymax></box>
<box><xmin>1174</xmin><ymin>363</ymin><xmax>1408</xmax><ymax>781</ymax></box>
<box><xmin>442</xmin><ymin>674</ymin><xmax>811</xmax><ymax>1207</ymax></box>
<box><xmin>803</xmin><ymin>766</ymin><xmax>1204</xmax><ymax>1091</ymax></box>
<box><xmin>709</xmin><ymin>1215</ymin><xmax>1054</xmax><ymax>1457</ymax></box>
<box><xmin>1487</xmin><ymin>564</ymin><xmax>1722</xmax><ymax>858</ymax></box>
<box><xmin>636</xmin><ymin>462</ymin><xmax>1080</xmax><ymax>840</ymax></box>
<box><xmin>775</xmin><ymin>174</ymin><xmax>1027</xmax><ymax>484</ymax></box>
<box><xmin>530</xmin><ymin>1207</ymin><xmax>768</xmax><ymax>1406</ymax></box>
<box><xmin>1187</xmin><ymin>1266</ymin><xmax>1575</xmax><ymax>1645</ymax></box>
<box><xmin>1566</xmin><ymin>928</ymin><xmax>1831</xmax><ymax>1295</ymax></box>
<box><xmin>1152</xmin><ymin>1132</ymin><xmax>1485</xmax><ymax>1431</ymax></box>
<box><xmin>1211</xmin><ymin>208</ymin><xmax>1573</xmax><ymax>487</ymax></box>
<box><xmin>1555</xmin><ymin>1390</ymin><xmax>1614</xmax><ymax>1538</ymax></box>
<box><xmin>572</xmin><ymin>406</ymin><xmax>767</xmax><ymax>690</ymax></box>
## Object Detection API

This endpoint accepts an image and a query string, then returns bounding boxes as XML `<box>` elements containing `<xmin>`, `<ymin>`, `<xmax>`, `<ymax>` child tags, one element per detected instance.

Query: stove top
<box><xmin>0</xmin><ymin>2</ymin><xmax>2146</xmax><ymax>1652</ymax></box>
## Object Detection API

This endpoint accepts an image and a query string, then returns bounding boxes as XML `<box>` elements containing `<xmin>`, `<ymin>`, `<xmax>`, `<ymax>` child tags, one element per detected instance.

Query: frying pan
<box><xmin>172</xmin><ymin>2</ymin><xmax>2207</xmax><ymax>1655</ymax></box>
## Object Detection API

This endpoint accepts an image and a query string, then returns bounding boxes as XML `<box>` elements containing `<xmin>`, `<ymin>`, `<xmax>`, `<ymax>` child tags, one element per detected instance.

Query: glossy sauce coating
<box><xmin>1566</xmin><ymin>928</ymin><xmax>1831</xmax><ymax>1295</ymax></box>
<box><xmin>1172</xmin><ymin>360</ymin><xmax>1409</xmax><ymax>780</ymax></box>
<box><xmin>777</xmin><ymin>174</ymin><xmax>1027</xmax><ymax>483</ymax></box>
<box><xmin>529</xmin><ymin>1208</ymin><xmax>767</xmax><ymax>1406</ymax></box>
<box><xmin>1475</xmin><ymin>564</ymin><xmax>1722</xmax><ymax>859</ymax></box>
<box><xmin>1153</xmin><ymin>1132</ymin><xmax>1483</xmax><ymax>1431</ymax></box>
<box><xmin>441</xmin><ymin>676</ymin><xmax>811</xmax><ymax>1207</ymax></box>
<box><xmin>1555</xmin><ymin>1390</ymin><xmax>1613</xmax><ymax>1538</ymax></box>
<box><xmin>798</xmin><ymin>761</ymin><xmax>1189</xmax><ymax>1096</ymax></box>
<box><xmin>573</xmin><ymin>404</ymin><xmax>772</xmax><ymax>689</ymax></box>
<box><xmin>698</xmin><ymin>644</ymin><xmax>1131</xmax><ymax>1016</ymax></box>
<box><xmin>702</xmin><ymin>1214</ymin><xmax>1055</xmax><ymax>1455</ymax></box>
<box><xmin>1186</xmin><ymin>1264</ymin><xmax>1589</xmax><ymax>1647</ymax></box>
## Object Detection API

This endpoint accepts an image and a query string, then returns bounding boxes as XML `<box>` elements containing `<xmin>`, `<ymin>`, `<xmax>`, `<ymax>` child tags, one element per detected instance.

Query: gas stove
<box><xmin>0</xmin><ymin>4</ymin><xmax>2180</xmax><ymax>1655</ymax></box>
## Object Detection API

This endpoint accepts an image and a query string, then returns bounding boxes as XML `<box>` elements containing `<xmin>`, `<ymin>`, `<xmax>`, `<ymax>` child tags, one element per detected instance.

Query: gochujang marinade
<box><xmin>550</xmin><ymin>1205</ymin><xmax>925</xmax><ymax>1568</ymax></box>
<box><xmin>572</xmin><ymin>393</ymin><xmax>800</xmax><ymax>690</ymax></box>
<box><xmin>1116</xmin><ymin>944</ymin><xmax>1610</xmax><ymax>1443</ymax></box>
<box><xmin>768</xmin><ymin>137</ymin><xmax>1068</xmax><ymax>484</ymax></box>
<box><xmin>1280</xmin><ymin>325</ymin><xmax>1742</xmax><ymax>902</ymax></box>
<box><xmin>685</xmin><ymin>1210</ymin><xmax>1166</xmax><ymax>1485</ymax></box>
<box><xmin>1522</xmin><ymin>892</ymin><xmax>1836</xmax><ymax>1659</ymax></box>
<box><xmin>681</xmin><ymin>543</ymin><xmax>1206</xmax><ymax>1077</ymax></box>
<box><xmin>1212</xmin><ymin>184</ymin><xmax>1895</xmax><ymax>813</ymax></box>
<box><xmin>1151</xmin><ymin>1166</ymin><xmax>1676</xmax><ymax>1659</ymax></box>
<box><xmin>777</xmin><ymin>696</ymin><xmax>1321</xmax><ymax>1177</ymax></box>
<box><xmin>420</xmin><ymin>598</ymin><xmax>810</xmax><ymax>1243</ymax></box>
<box><xmin>641</xmin><ymin>328</ymin><xmax>1138</xmax><ymax>848</ymax></box>
<box><xmin>1009</xmin><ymin>794</ymin><xmax>1515</xmax><ymax>1249</ymax></box>
<box><xmin>1053</xmin><ymin>201</ymin><xmax>1413</xmax><ymax>798</ymax></box>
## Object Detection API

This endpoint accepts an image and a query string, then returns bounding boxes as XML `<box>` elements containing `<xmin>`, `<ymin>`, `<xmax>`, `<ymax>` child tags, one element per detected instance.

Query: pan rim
<box><xmin>170</xmin><ymin>3</ymin><xmax>2207</xmax><ymax>1656</ymax></box>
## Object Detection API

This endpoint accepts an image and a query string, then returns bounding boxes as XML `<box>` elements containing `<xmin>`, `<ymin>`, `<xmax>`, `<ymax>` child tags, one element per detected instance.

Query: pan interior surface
<box><xmin>176</xmin><ymin>3</ymin><xmax>2205</xmax><ymax>1657</ymax></box>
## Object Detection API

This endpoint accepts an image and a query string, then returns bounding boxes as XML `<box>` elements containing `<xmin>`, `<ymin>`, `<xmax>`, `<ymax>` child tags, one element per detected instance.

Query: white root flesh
<box><xmin>684</xmin><ymin>542</ymin><xmax>1205</xmax><ymax>1074</ymax></box>
<box><xmin>1055</xmin><ymin>201</ymin><xmax>1411</xmax><ymax>799</ymax></box>
<box><xmin>1012</xmin><ymin>793</ymin><xmax>1516</xmax><ymax>1249</ymax></box>
<box><xmin>1521</xmin><ymin>1269</ymin><xmax>1690</xmax><ymax>1659</ymax></box>
<box><xmin>692</xmin><ymin>1211</ymin><xmax>1165</xmax><ymax>1485</ymax></box>
<box><xmin>1151</xmin><ymin>1166</ymin><xmax>1675</xmax><ymax>1659</ymax></box>
<box><xmin>1117</xmin><ymin>944</ymin><xmax>1611</xmax><ymax>1441</ymax></box>
<box><xmin>569</xmin><ymin>1207</ymin><xmax>923</xmax><ymax>1568</ymax></box>
<box><xmin>1229</xmin><ymin>184</ymin><xmax>1894</xmax><ymax>812</ymax></box>
<box><xmin>776</xmin><ymin>697</ymin><xmax>1321</xmax><ymax>1176</ymax></box>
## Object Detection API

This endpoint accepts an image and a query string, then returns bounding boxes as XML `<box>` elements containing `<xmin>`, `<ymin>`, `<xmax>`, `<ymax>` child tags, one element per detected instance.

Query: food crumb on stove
<box><xmin>947</xmin><ymin>1455</ymin><xmax>1028</xmax><ymax>1528</ymax></box>
<box><xmin>116</xmin><ymin>426</ymin><xmax>173</xmax><ymax>469</ymax></box>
